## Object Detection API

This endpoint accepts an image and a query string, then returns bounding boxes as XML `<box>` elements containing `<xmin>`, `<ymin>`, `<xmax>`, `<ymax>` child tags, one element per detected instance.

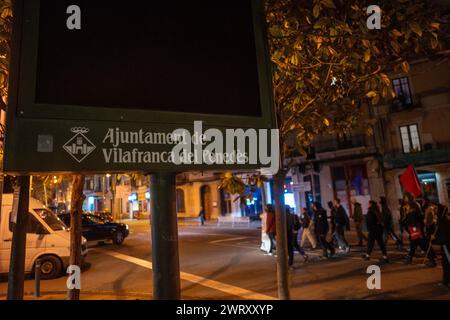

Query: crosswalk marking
<box><xmin>100</xmin><ymin>250</ymin><xmax>276</xmax><ymax>300</ymax></box>
<box><xmin>209</xmin><ymin>236</ymin><xmax>248</xmax><ymax>244</ymax></box>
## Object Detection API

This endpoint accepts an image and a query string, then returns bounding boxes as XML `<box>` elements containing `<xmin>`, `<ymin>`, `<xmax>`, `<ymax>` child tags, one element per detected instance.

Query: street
<box><xmin>1</xmin><ymin>220</ymin><xmax>449</xmax><ymax>300</ymax></box>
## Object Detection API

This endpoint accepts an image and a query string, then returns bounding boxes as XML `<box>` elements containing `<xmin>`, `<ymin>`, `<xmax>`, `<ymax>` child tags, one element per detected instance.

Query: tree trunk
<box><xmin>43</xmin><ymin>180</ymin><xmax>48</xmax><ymax>207</ymax></box>
<box><xmin>111</xmin><ymin>174</ymin><xmax>117</xmax><ymax>220</ymax></box>
<box><xmin>67</xmin><ymin>174</ymin><xmax>85</xmax><ymax>300</ymax></box>
<box><xmin>273</xmin><ymin>169</ymin><xmax>290</xmax><ymax>300</ymax></box>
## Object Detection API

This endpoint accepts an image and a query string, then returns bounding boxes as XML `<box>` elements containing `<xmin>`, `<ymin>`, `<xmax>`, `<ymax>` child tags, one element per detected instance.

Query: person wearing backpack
<box><xmin>403</xmin><ymin>193</ymin><xmax>437</xmax><ymax>267</ymax></box>
<box><xmin>313</xmin><ymin>202</ymin><xmax>335</xmax><ymax>259</ymax></box>
<box><xmin>287</xmin><ymin>206</ymin><xmax>308</xmax><ymax>267</ymax></box>
<box><xmin>363</xmin><ymin>200</ymin><xmax>389</xmax><ymax>263</ymax></box>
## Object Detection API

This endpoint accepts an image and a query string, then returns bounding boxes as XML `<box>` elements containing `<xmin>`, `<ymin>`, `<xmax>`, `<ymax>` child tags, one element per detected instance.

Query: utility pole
<box><xmin>150</xmin><ymin>172</ymin><xmax>181</xmax><ymax>300</ymax></box>
<box><xmin>273</xmin><ymin>170</ymin><xmax>290</xmax><ymax>300</ymax></box>
<box><xmin>7</xmin><ymin>175</ymin><xmax>31</xmax><ymax>300</ymax></box>
<box><xmin>67</xmin><ymin>174</ymin><xmax>85</xmax><ymax>300</ymax></box>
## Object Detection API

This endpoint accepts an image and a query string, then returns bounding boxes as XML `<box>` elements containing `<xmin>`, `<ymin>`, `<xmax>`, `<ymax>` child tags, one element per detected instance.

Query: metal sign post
<box><xmin>7</xmin><ymin>176</ymin><xmax>30</xmax><ymax>300</ymax></box>
<box><xmin>150</xmin><ymin>173</ymin><xmax>180</xmax><ymax>300</ymax></box>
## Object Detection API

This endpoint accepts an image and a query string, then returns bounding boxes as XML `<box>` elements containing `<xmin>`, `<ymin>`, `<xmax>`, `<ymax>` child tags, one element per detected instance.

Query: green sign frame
<box><xmin>4</xmin><ymin>0</ymin><xmax>277</xmax><ymax>174</ymax></box>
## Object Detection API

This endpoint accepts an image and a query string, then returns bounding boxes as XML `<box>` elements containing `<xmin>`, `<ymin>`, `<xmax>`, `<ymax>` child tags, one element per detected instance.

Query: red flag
<box><xmin>400</xmin><ymin>165</ymin><xmax>422</xmax><ymax>198</ymax></box>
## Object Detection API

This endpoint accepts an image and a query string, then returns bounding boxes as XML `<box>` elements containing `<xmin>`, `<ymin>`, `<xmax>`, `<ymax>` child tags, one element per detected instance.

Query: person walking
<box><xmin>286</xmin><ymin>206</ymin><xmax>308</xmax><ymax>268</ymax></box>
<box><xmin>433</xmin><ymin>203</ymin><xmax>450</xmax><ymax>289</ymax></box>
<box><xmin>328</xmin><ymin>201</ymin><xmax>337</xmax><ymax>241</ymax></box>
<box><xmin>403</xmin><ymin>193</ymin><xmax>437</xmax><ymax>267</ymax></box>
<box><xmin>313</xmin><ymin>202</ymin><xmax>335</xmax><ymax>259</ymax></box>
<box><xmin>380</xmin><ymin>197</ymin><xmax>403</xmax><ymax>249</ymax></box>
<box><xmin>199</xmin><ymin>206</ymin><xmax>206</xmax><ymax>226</ymax></box>
<box><xmin>334</xmin><ymin>199</ymin><xmax>350</xmax><ymax>254</ymax></box>
<box><xmin>300</xmin><ymin>208</ymin><xmax>317</xmax><ymax>249</ymax></box>
<box><xmin>398</xmin><ymin>198</ymin><xmax>408</xmax><ymax>247</ymax></box>
<box><xmin>363</xmin><ymin>200</ymin><xmax>389</xmax><ymax>262</ymax></box>
<box><xmin>265</xmin><ymin>205</ymin><xmax>276</xmax><ymax>256</ymax></box>
<box><xmin>424</xmin><ymin>200</ymin><xmax>438</xmax><ymax>241</ymax></box>
<box><xmin>352</xmin><ymin>199</ymin><xmax>367</xmax><ymax>246</ymax></box>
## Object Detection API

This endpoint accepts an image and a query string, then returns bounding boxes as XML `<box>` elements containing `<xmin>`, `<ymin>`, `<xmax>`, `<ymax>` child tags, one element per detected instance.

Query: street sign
<box><xmin>292</xmin><ymin>182</ymin><xmax>312</xmax><ymax>193</ymax></box>
<box><xmin>4</xmin><ymin>0</ymin><xmax>277</xmax><ymax>174</ymax></box>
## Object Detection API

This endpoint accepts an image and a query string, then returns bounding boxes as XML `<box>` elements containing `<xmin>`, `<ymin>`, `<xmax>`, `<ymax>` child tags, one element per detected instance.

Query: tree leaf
<box><xmin>366</xmin><ymin>91</ymin><xmax>377</xmax><ymax>98</ymax></box>
<box><xmin>409</xmin><ymin>22</ymin><xmax>423</xmax><ymax>37</ymax></box>
<box><xmin>391</xmin><ymin>29</ymin><xmax>403</xmax><ymax>38</ymax></box>
<box><xmin>364</xmin><ymin>49</ymin><xmax>371</xmax><ymax>63</ymax></box>
<box><xmin>430</xmin><ymin>22</ymin><xmax>440</xmax><ymax>30</ymax></box>
<box><xmin>401</xmin><ymin>61</ymin><xmax>410</xmax><ymax>74</ymax></box>
<box><xmin>313</xmin><ymin>4</ymin><xmax>321</xmax><ymax>18</ymax></box>
<box><xmin>321</xmin><ymin>0</ymin><xmax>336</xmax><ymax>9</ymax></box>
<box><xmin>379</xmin><ymin>73</ymin><xmax>390</xmax><ymax>86</ymax></box>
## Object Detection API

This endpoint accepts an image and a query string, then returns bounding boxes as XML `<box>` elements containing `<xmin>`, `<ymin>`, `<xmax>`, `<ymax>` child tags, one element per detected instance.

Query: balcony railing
<box><xmin>383</xmin><ymin>143</ymin><xmax>450</xmax><ymax>168</ymax></box>
<box><xmin>390</xmin><ymin>95</ymin><xmax>422</xmax><ymax>113</ymax></box>
<box><xmin>313</xmin><ymin>134</ymin><xmax>368</xmax><ymax>153</ymax></box>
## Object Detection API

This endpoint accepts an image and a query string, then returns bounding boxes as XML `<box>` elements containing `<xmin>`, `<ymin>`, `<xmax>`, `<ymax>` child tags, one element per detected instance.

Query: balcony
<box><xmin>390</xmin><ymin>95</ymin><xmax>422</xmax><ymax>113</ymax></box>
<box><xmin>383</xmin><ymin>143</ymin><xmax>450</xmax><ymax>169</ymax></box>
<box><xmin>310</xmin><ymin>134</ymin><xmax>377</xmax><ymax>161</ymax></box>
<box><xmin>314</xmin><ymin>134</ymin><xmax>368</xmax><ymax>153</ymax></box>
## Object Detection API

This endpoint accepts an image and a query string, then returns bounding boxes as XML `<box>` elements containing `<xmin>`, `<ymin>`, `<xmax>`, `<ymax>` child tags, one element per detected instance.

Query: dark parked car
<box><xmin>59</xmin><ymin>213</ymin><xmax>129</xmax><ymax>245</ymax></box>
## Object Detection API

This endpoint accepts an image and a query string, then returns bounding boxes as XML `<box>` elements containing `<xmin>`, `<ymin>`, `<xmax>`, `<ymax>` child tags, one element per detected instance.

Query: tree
<box><xmin>0</xmin><ymin>0</ymin><xmax>11</xmax><ymax>111</ymax></box>
<box><xmin>67</xmin><ymin>174</ymin><xmax>85</xmax><ymax>300</ymax></box>
<box><xmin>220</xmin><ymin>0</ymin><xmax>448</xmax><ymax>300</ymax></box>
<box><xmin>31</xmin><ymin>175</ymin><xmax>72</xmax><ymax>208</ymax></box>
<box><xmin>0</xmin><ymin>0</ymin><xmax>12</xmax><ymax>217</ymax></box>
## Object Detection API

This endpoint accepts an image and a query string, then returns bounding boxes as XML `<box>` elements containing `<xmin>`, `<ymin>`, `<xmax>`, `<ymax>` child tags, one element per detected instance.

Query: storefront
<box><xmin>417</xmin><ymin>171</ymin><xmax>439</xmax><ymax>203</ymax></box>
<box><xmin>330</xmin><ymin>164</ymin><xmax>371</xmax><ymax>217</ymax></box>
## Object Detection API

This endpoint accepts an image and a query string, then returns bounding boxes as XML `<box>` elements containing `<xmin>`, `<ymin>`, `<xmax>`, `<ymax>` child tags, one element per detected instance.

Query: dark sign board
<box><xmin>4</xmin><ymin>0</ymin><xmax>277</xmax><ymax>174</ymax></box>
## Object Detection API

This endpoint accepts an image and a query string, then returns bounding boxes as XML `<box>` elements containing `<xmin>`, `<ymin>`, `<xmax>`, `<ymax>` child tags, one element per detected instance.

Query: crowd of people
<box><xmin>264</xmin><ymin>193</ymin><xmax>450</xmax><ymax>289</ymax></box>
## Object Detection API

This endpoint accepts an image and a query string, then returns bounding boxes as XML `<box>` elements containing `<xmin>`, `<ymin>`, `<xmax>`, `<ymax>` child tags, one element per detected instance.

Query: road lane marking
<box><xmin>100</xmin><ymin>250</ymin><xmax>276</xmax><ymax>300</ymax></box>
<box><xmin>209</xmin><ymin>236</ymin><xmax>248</xmax><ymax>244</ymax></box>
<box><xmin>179</xmin><ymin>231</ymin><xmax>247</xmax><ymax>237</ymax></box>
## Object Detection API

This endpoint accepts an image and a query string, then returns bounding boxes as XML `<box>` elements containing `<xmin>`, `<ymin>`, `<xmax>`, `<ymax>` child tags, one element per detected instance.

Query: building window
<box><xmin>176</xmin><ymin>189</ymin><xmax>185</xmax><ymax>213</ymax></box>
<box><xmin>220</xmin><ymin>190</ymin><xmax>233</xmax><ymax>215</ymax></box>
<box><xmin>400</xmin><ymin>124</ymin><xmax>421</xmax><ymax>153</ymax></box>
<box><xmin>392</xmin><ymin>77</ymin><xmax>413</xmax><ymax>107</ymax></box>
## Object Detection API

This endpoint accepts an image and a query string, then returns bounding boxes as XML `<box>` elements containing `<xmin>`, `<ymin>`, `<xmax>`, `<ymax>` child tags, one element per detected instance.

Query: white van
<box><xmin>0</xmin><ymin>194</ymin><xmax>88</xmax><ymax>279</ymax></box>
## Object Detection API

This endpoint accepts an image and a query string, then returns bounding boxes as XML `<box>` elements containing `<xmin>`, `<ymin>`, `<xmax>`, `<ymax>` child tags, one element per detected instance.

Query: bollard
<box><xmin>34</xmin><ymin>259</ymin><xmax>41</xmax><ymax>298</ymax></box>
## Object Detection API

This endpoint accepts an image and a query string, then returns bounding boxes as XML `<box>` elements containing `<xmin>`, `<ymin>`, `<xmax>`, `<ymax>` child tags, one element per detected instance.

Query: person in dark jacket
<box><xmin>327</xmin><ymin>201</ymin><xmax>338</xmax><ymax>248</ymax></box>
<box><xmin>313</xmin><ymin>202</ymin><xmax>335</xmax><ymax>258</ymax></box>
<box><xmin>380</xmin><ymin>197</ymin><xmax>403</xmax><ymax>249</ymax></box>
<box><xmin>286</xmin><ymin>206</ymin><xmax>308</xmax><ymax>267</ymax></box>
<box><xmin>334</xmin><ymin>199</ymin><xmax>350</xmax><ymax>253</ymax></box>
<box><xmin>433</xmin><ymin>204</ymin><xmax>450</xmax><ymax>289</ymax></box>
<box><xmin>363</xmin><ymin>200</ymin><xmax>389</xmax><ymax>262</ymax></box>
<box><xmin>352</xmin><ymin>199</ymin><xmax>367</xmax><ymax>246</ymax></box>
<box><xmin>403</xmin><ymin>193</ymin><xmax>436</xmax><ymax>267</ymax></box>
<box><xmin>265</xmin><ymin>205</ymin><xmax>276</xmax><ymax>255</ymax></box>
<box><xmin>199</xmin><ymin>207</ymin><xmax>206</xmax><ymax>226</ymax></box>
